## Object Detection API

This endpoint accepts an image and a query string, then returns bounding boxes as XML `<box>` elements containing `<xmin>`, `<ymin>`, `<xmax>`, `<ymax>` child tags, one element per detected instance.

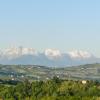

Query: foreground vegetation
<box><xmin>0</xmin><ymin>77</ymin><xmax>100</xmax><ymax>100</ymax></box>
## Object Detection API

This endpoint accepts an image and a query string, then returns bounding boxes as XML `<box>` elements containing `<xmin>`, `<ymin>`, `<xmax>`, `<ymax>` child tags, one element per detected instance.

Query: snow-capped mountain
<box><xmin>0</xmin><ymin>47</ymin><xmax>99</xmax><ymax>67</ymax></box>
<box><xmin>67</xmin><ymin>50</ymin><xmax>94</xmax><ymax>59</ymax></box>
<box><xmin>44</xmin><ymin>49</ymin><xmax>62</xmax><ymax>60</ymax></box>
<box><xmin>2</xmin><ymin>47</ymin><xmax>38</xmax><ymax>59</ymax></box>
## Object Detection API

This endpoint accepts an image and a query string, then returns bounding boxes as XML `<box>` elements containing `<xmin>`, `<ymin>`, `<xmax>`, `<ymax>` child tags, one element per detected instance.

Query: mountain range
<box><xmin>0</xmin><ymin>47</ymin><xmax>99</xmax><ymax>67</ymax></box>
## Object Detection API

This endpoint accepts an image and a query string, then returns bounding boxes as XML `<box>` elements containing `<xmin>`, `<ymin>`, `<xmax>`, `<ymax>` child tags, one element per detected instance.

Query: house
<box><xmin>82</xmin><ymin>80</ymin><xmax>87</xmax><ymax>84</ymax></box>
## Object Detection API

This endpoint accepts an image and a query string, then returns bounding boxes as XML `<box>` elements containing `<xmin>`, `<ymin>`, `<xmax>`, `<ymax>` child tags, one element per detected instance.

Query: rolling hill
<box><xmin>0</xmin><ymin>63</ymin><xmax>100</xmax><ymax>81</ymax></box>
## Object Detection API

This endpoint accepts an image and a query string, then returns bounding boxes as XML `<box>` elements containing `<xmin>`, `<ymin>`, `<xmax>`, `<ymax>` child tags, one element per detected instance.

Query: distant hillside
<box><xmin>0</xmin><ymin>63</ymin><xmax>100</xmax><ymax>81</ymax></box>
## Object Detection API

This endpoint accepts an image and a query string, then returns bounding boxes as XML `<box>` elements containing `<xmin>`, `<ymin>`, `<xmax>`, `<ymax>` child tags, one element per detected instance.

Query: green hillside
<box><xmin>0</xmin><ymin>63</ymin><xmax>100</xmax><ymax>82</ymax></box>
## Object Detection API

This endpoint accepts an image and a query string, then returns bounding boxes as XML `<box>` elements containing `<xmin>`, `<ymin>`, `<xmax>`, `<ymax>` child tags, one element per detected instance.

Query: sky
<box><xmin>0</xmin><ymin>0</ymin><xmax>100</xmax><ymax>56</ymax></box>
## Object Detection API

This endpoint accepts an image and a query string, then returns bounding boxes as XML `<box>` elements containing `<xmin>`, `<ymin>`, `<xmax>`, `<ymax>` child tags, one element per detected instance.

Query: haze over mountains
<box><xmin>0</xmin><ymin>47</ymin><xmax>99</xmax><ymax>67</ymax></box>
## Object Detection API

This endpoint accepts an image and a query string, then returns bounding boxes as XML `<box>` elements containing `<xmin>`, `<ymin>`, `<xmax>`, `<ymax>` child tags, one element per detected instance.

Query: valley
<box><xmin>0</xmin><ymin>63</ymin><xmax>100</xmax><ymax>82</ymax></box>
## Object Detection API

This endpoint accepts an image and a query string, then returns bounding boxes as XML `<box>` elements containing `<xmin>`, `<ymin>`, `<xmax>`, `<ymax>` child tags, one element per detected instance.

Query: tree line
<box><xmin>0</xmin><ymin>77</ymin><xmax>100</xmax><ymax>100</ymax></box>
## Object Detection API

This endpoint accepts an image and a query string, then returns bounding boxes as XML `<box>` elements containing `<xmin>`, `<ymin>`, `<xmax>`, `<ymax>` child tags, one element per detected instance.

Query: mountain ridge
<box><xmin>0</xmin><ymin>47</ymin><xmax>99</xmax><ymax>67</ymax></box>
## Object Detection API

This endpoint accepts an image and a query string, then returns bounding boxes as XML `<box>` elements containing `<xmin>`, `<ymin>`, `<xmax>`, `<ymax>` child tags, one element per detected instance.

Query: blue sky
<box><xmin>0</xmin><ymin>0</ymin><xmax>100</xmax><ymax>56</ymax></box>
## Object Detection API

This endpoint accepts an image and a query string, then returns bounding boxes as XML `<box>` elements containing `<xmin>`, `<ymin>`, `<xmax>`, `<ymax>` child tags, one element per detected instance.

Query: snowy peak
<box><xmin>68</xmin><ymin>50</ymin><xmax>94</xmax><ymax>59</ymax></box>
<box><xmin>0</xmin><ymin>47</ymin><xmax>95</xmax><ymax>59</ymax></box>
<box><xmin>20</xmin><ymin>47</ymin><xmax>38</xmax><ymax>55</ymax></box>
<box><xmin>2</xmin><ymin>47</ymin><xmax>38</xmax><ymax>59</ymax></box>
<box><xmin>44</xmin><ymin>49</ymin><xmax>62</xmax><ymax>59</ymax></box>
